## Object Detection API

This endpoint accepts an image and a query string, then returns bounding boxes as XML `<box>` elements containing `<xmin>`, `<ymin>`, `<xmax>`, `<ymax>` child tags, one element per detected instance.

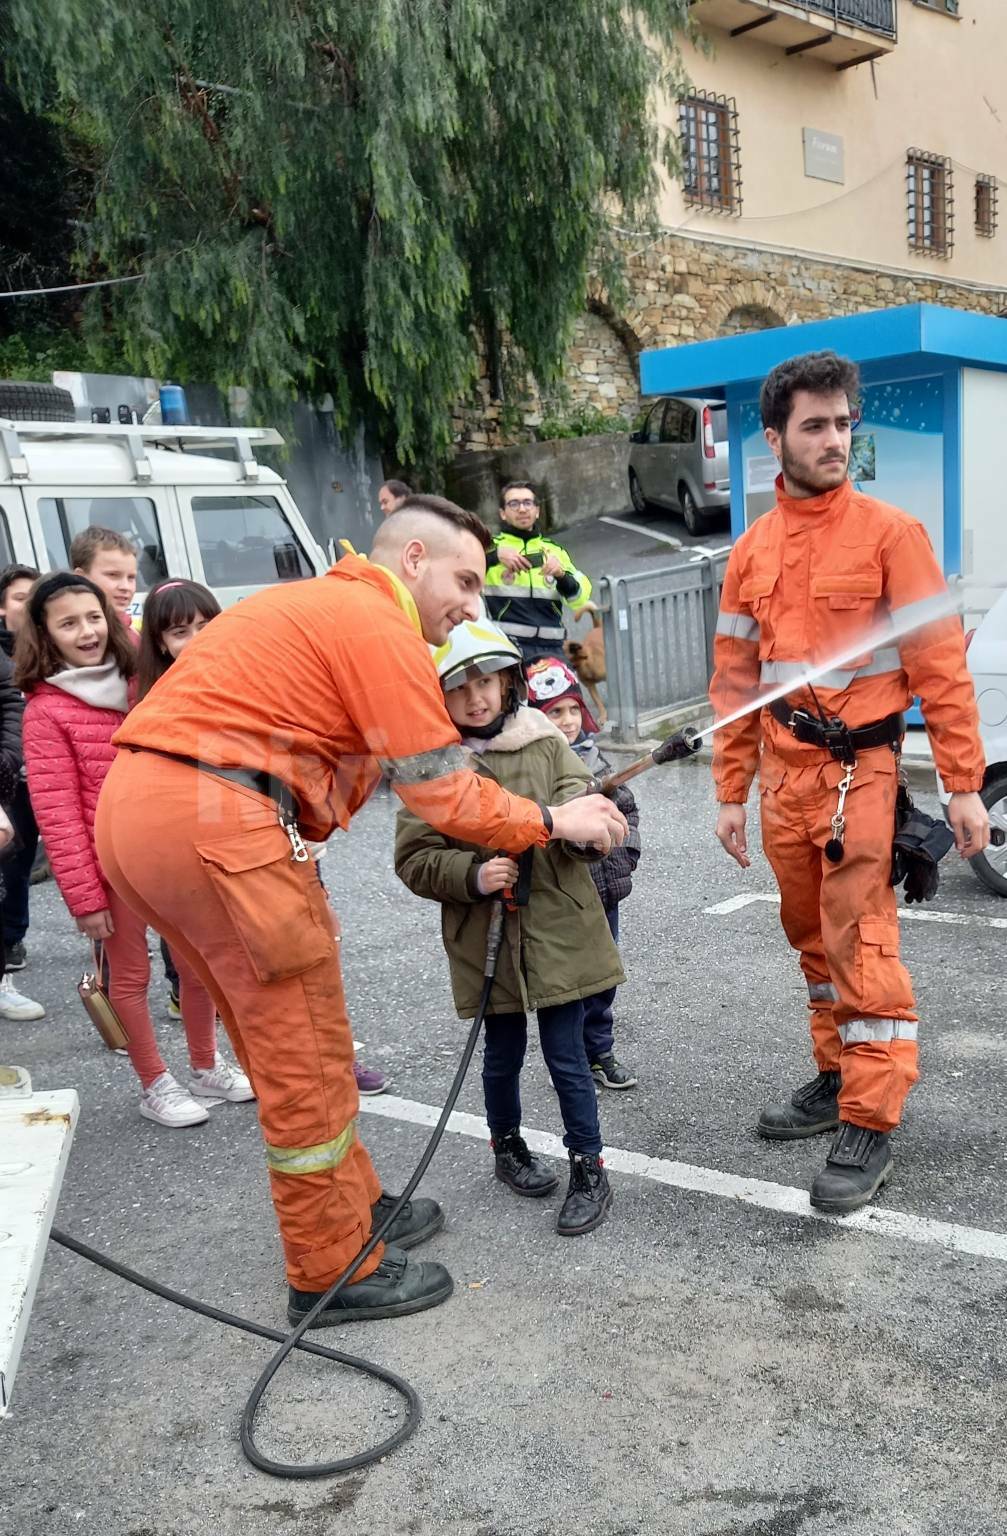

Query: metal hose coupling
<box><xmin>653</xmin><ymin>726</ymin><xmax>703</xmax><ymax>764</ymax></box>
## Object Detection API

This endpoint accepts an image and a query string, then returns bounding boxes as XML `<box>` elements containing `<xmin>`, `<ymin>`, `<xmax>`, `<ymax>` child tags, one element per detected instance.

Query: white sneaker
<box><xmin>139</xmin><ymin>1070</ymin><xmax>209</xmax><ymax>1128</ymax></box>
<box><xmin>189</xmin><ymin>1054</ymin><xmax>255</xmax><ymax>1103</ymax></box>
<box><xmin>0</xmin><ymin>973</ymin><xmax>45</xmax><ymax>1021</ymax></box>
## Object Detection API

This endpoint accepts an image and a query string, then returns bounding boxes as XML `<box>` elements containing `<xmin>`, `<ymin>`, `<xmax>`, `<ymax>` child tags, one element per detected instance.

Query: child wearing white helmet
<box><xmin>395</xmin><ymin>619</ymin><xmax>623</xmax><ymax>1237</ymax></box>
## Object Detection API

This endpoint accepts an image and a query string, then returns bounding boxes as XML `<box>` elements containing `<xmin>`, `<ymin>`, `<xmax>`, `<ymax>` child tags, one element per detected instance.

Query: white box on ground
<box><xmin>0</xmin><ymin>1089</ymin><xmax>79</xmax><ymax>1419</ymax></box>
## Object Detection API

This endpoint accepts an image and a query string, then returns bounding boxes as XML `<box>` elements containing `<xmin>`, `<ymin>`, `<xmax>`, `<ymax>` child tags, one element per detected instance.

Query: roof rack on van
<box><xmin>0</xmin><ymin>419</ymin><xmax>284</xmax><ymax>485</ymax></box>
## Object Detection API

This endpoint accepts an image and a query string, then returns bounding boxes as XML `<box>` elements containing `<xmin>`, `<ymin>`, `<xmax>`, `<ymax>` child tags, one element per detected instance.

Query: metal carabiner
<box><xmin>825</xmin><ymin>761</ymin><xmax>856</xmax><ymax>865</ymax></box>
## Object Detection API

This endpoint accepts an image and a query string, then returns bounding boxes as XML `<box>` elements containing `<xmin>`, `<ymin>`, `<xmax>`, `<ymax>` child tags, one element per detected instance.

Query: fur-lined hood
<box><xmin>463</xmin><ymin>704</ymin><xmax>567</xmax><ymax>755</ymax></box>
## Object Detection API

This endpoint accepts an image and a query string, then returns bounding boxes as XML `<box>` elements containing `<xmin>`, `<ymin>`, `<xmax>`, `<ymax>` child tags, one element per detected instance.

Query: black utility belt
<box><xmin>131</xmin><ymin>747</ymin><xmax>300</xmax><ymax>820</ymax></box>
<box><xmin>767</xmin><ymin>700</ymin><xmax>904</xmax><ymax>762</ymax></box>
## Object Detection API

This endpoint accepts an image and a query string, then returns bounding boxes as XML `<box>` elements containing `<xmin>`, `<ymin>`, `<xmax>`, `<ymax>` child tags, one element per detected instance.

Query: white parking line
<box><xmin>360</xmin><ymin>1093</ymin><xmax>1007</xmax><ymax>1264</ymax></box>
<box><xmin>599</xmin><ymin>516</ymin><xmax>683</xmax><ymax>549</ymax></box>
<box><xmin>705</xmin><ymin>892</ymin><xmax>1007</xmax><ymax>929</ymax></box>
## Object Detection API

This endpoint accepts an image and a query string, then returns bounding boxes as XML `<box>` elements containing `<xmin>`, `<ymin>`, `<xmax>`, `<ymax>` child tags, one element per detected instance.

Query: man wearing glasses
<box><xmin>484</xmin><ymin>482</ymin><xmax>593</xmax><ymax>663</ymax></box>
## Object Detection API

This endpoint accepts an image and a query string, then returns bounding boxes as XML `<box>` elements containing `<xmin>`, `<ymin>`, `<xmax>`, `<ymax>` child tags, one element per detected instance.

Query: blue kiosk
<box><xmin>639</xmin><ymin>303</ymin><xmax>1007</xmax><ymax>627</ymax></box>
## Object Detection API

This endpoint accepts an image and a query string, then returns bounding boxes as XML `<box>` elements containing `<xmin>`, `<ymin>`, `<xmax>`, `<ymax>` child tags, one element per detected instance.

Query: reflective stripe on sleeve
<box><xmin>838</xmin><ymin>1019</ymin><xmax>918</xmax><ymax>1045</ymax></box>
<box><xmin>759</xmin><ymin>646</ymin><xmax>902</xmax><ymax>690</ymax></box>
<box><xmin>265</xmin><ymin>1117</ymin><xmax>358</xmax><ymax>1176</ymax></box>
<box><xmin>808</xmin><ymin>981</ymin><xmax>839</xmax><ymax>1004</ymax></box>
<box><xmin>716</xmin><ymin>611</ymin><xmax>759</xmax><ymax>643</ymax></box>
<box><xmin>379</xmin><ymin>744</ymin><xmax>469</xmax><ymax>784</ymax></box>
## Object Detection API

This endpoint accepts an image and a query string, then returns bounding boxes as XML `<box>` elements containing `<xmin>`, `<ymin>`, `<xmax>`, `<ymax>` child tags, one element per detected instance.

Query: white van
<box><xmin>0</xmin><ymin>415</ymin><xmax>329</xmax><ymax>619</ymax></box>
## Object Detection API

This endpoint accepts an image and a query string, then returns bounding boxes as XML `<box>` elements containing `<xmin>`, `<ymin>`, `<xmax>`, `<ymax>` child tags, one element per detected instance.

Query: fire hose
<box><xmin>46</xmin><ymin>585</ymin><xmax>994</xmax><ymax>1478</ymax></box>
<box><xmin>47</xmin><ymin>739</ymin><xmax>695</xmax><ymax>1481</ymax></box>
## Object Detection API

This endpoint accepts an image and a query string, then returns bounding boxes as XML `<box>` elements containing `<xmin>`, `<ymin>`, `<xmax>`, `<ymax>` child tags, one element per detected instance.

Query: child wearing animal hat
<box><xmin>526</xmin><ymin>656</ymin><xmax>641</xmax><ymax>1090</ymax></box>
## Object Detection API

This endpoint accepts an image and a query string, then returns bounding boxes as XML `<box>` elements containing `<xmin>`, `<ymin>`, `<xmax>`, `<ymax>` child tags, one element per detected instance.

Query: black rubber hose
<box><xmin>48</xmin><ymin>904</ymin><xmax>506</xmax><ymax>1480</ymax></box>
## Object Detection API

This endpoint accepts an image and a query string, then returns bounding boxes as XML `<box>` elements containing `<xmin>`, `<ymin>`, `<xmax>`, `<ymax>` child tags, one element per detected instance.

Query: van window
<box><xmin>710</xmin><ymin>405</ymin><xmax>728</xmax><ymax>443</ymax></box>
<box><xmin>191</xmin><ymin>495</ymin><xmax>312</xmax><ymax>587</ymax></box>
<box><xmin>38</xmin><ymin>496</ymin><xmax>167</xmax><ymax>589</ymax></box>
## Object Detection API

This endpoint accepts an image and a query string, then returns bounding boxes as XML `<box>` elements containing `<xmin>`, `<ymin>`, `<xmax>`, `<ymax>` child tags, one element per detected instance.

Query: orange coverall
<box><xmin>710</xmin><ymin>477</ymin><xmax>984</xmax><ymax>1132</ymax></box>
<box><xmin>95</xmin><ymin>556</ymin><xmax>550</xmax><ymax>1291</ymax></box>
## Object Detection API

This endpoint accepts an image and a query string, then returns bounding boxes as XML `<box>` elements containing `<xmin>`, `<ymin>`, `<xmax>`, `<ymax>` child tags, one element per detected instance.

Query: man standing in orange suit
<box><xmin>710</xmin><ymin>351</ymin><xmax>988</xmax><ymax>1214</ymax></box>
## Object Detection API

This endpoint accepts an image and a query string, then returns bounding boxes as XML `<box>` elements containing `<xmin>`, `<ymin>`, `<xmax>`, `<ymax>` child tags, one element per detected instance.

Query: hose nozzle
<box><xmin>652</xmin><ymin>726</ymin><xmax>702</xmax><ymax>765</ymax></box>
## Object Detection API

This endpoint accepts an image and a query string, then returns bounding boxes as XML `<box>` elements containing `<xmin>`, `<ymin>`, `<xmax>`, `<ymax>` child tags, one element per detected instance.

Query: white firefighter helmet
<box><xmin>432</xmin><ymin>619</ymin><xmax>527</xmax><ymax>701</ymax></box>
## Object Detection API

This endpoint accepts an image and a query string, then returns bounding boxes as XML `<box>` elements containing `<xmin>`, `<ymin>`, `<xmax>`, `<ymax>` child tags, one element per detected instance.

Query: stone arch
<box><xmin>706</xmin><ymin>280</ymin><xmax>791</xmax><ymax>338</ymax></box>
<box><xmin>561</xmin><ymin>291</ymin><xmax>644</xmax><ymax>419</ymax></box>
<box><xmin>720</xmin><ymin>302</ymin><xmax>786</xmax><ymax>335</ymax></box>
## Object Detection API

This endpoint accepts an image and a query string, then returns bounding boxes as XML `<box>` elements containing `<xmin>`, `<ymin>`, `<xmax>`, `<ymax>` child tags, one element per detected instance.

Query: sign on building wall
<box><xmin>802</xmin><ymin>128</ymin><xmax>845</xmax><ymax>185</ymax></box>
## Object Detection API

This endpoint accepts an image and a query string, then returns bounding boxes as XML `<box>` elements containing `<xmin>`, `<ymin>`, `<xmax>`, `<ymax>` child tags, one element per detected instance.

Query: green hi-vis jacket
<box><xmin>483</xmin><ymin>530</ymin><xmax>592</xmax><ymax>646</ymax></box>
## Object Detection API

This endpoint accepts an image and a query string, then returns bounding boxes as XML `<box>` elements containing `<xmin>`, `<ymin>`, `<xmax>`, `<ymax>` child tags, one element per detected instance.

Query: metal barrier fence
<box><xmin>599</xmin><ymin>551</ymin><xmax>730</xmax><ymax>741</ymax></box>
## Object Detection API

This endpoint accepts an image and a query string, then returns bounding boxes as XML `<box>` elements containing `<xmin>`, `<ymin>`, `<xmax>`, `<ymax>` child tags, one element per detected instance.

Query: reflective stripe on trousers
<box><xmin>265</xmin><ymin>1116</ymin><xmax>358</xmax><ymax>1175</ymax></box>
<box><xmin>838</xmin><ymin>1019</ymin><xmax>919</xmax><ymax>1045</ymax></box>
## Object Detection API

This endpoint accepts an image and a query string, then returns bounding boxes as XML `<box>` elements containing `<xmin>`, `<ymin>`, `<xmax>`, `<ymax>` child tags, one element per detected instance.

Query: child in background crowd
<box><xmin>526</xmin><ymin>657</ymin><xmax>641</xmax><ymax>1091</ymax></box>
<box><xmin>136</xmin><ymin>577</ymin><xmax>223</xmax><ymax>1019</ymax></box>
<box><xmin>0</xmin><ymin>563</ymin><xmax>44</xmax><ymax>995</ymax></box>
<box><xmin>0</xmin><ymin>638</ymin><xmax>43</xmax><ymax>1021</ymax></box>
<box><xmin>70</xmin><ymin>526</ymin><xmax>140</xmax><ymax>635</ymax></box>
<box><xmin>16</xmin><ymin>572</ymin><xmax>253</xmax><ymax>1125</ymax></box>
<box><xmin>396</xmin><ymin>620</ymin><xmax>623</xmax><ymax>1237</ymax></box>
<box><xmin>136</xmin><ymin>577</ymin><xmax>221</xmax><ymax>698</ymax></box>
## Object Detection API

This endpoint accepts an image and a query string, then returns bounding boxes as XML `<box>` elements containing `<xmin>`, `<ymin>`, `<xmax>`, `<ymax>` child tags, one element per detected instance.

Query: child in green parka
<box><xmin>395</xmin><ymin>618</ymin><xmax>623</xmax><ymax>1238</ymax></box>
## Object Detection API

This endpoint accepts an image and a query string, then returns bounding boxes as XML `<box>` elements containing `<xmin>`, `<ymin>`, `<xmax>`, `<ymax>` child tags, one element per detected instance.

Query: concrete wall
<box><xmin>444</xmin><ymin>434</ymin><xmax>631</xmax><ymax>531</ymax></box>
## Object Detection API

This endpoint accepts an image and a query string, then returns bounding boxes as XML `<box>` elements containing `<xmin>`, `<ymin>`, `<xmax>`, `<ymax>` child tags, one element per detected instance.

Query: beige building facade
<box><xmin>454</xmin><ymin>0</ymin><xmax>1007</xmax><ymax>451</ymax></box>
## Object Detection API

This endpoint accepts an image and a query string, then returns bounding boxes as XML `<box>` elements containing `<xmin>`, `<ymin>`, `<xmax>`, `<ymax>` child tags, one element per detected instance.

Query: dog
<box><xmin>563</xmin><ymin>603</ymin><xmax>607</xmax><ymax>726</ymax></box>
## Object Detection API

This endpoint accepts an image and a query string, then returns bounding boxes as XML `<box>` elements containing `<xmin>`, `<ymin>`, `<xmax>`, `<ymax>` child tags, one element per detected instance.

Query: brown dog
<box><xmin>563</xmin><ymin>603</ymin><xmax>607</xmax><ymax>725</ymax></box>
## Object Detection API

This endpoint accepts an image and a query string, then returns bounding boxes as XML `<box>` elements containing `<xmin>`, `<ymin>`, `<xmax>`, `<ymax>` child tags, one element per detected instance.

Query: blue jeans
<box><xmin>582</xmin><ymin>906</ymin><xmax>619</xmax><ymax>1062</ymax></box>
<box><xmin>1</xmin><ymin>780</ymin><xmax>39</xmax><ymax>947</ymax></box>
<box><xmin>483</xmin><ymin>999</ymin><xmax>602</xmax><ymax>1156</ymax></box>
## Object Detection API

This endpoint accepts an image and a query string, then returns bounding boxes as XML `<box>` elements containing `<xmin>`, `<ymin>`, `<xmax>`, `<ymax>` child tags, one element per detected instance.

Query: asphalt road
<box><xmin>561</xmin><ymin>504</ymin><xmax>732</xmax><ymax>597</ymax></box>
<box><xmin>4</xmin><ymin>763</ymin><xmax>1006</xmax><ymax>1536</ymax></box>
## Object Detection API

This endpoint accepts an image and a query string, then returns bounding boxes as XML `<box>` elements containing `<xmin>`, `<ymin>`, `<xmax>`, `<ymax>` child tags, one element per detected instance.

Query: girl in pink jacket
<box><xmin>17</xmin><ymin>571</ymin><xmax>253</xmax><ymax>1127</ymax></box>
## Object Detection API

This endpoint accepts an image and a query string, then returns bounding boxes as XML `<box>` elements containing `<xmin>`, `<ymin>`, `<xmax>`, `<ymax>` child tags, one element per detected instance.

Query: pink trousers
<box><xmin>102</xmin><ymin>885</ymin><xmax>217</xmax><ymax>1088</ymax></box>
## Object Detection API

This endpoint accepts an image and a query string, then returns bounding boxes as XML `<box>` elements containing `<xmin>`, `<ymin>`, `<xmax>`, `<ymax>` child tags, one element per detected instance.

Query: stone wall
<box><xmin>451</xmin><ymin>232</ymin><xmax>1007</xmax><ymax>453</ymax></box>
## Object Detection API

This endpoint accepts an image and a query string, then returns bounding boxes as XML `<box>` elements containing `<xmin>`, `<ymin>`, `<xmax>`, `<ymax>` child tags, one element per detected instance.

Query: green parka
<box><xmin>394</xmin><ymin>707</ymin><xmax>625</xmax><ymax>1018</ymax></box>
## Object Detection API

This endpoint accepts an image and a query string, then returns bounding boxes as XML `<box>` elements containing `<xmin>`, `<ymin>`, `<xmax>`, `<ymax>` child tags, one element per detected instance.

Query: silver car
<box><xmin>628</xmin><ymin>395</ymin><xmax>730</xmax><ymax>536</ymax></box>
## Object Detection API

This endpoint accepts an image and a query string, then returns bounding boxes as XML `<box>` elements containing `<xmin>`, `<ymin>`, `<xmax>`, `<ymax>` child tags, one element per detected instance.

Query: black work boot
<box><xmin>556</xmin><ymin>1151</ymin><xmax>612</xmax><ymax>1237</ymax></box>
<box><xmin>287</xmin><ymin>1244</ymin><xmax>453</xmax><ymax>1326</ymax></box>
<box><xmin>757</xmin><ymin>1070</ymin><xmax>841</xmax><ymax>1140</ymax></box>
<box><xmin>492</xmin><ymin>1129</ymin><xmax>560</xmax><ymax>1197</ymax></box>
<box><xmin>809</xmin><ymin>1122</ymin><xmax>894</xmax><ymax>1215</ymax></box>
<box><xmin>370</xmin><ymin>1192</ymin><xmax>444</xmax><ymax>1250</ymax></box>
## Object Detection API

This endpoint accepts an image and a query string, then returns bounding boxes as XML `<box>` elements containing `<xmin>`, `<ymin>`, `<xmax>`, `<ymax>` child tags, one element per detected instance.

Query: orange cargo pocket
<box><xmin>197</xmin><ymin>824</ymin><xmax>335</xmax><ymax>983</ymax></box>
<box><xmin>856</xmin><ymin>915</ymin><xmax>901</xmax><ymax>1016</ymax></box>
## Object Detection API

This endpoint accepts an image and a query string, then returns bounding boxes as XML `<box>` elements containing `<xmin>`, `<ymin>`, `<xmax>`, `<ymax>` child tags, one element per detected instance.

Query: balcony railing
<box><xmin>804</xmin><ymin>0</ymin><xmax>897</xmax><ymax>39</ymax></box>
<box><xmin>689</xmin><ymin>1</ymin><xmax>899</xmax><ymax>67</ymax></box>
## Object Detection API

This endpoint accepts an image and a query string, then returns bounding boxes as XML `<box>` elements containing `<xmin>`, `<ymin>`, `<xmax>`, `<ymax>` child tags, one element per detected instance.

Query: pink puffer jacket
<box><xmin>23</xmin><ymin>682</ymin><xmax>126</xmax><ymax>918</ymax></box>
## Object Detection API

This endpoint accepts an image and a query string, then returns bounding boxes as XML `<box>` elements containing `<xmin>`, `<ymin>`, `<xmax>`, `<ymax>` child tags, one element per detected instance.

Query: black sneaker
<box><xmin>370</xmin><ymin>1192</ymin><xmax>445</xmax><ymax>1249</ymax></box>
<box><xmin>492</xmin><ymin>1129</ymin><xmax>559</xmax><ymax>1197</ymax></box>
<box><xmin>810</xmin><ymin>1122</ymin><xmax>893</xmax><ymax>1215</ymax></box>
<box><xmin>757</xmin><ymin>1070</ymin><xmax>841</xmax><ymax>1140</ymax></box>
<box><xmin>4</xmin><ymin>941</ymin><xmax>26</xmax><ymax>972</ymax></box>
<box><xmin>287</xmin><ymin>1245</ymin><xmax>453</xmax><ymax>1326</ymax></box>
<box><xmin>590</xmin><ymin>1052</ymin><xmax>638</xmax><ymax>1090</ymax></box>
<box><xmin>556</xmin><ymin>1151</ymin><xmax>612</xmax><ymax>1237</ymax></box>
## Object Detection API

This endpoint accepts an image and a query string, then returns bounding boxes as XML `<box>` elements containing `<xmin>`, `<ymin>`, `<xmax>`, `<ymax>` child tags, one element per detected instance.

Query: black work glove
<box><xmin>891</xmin><ymin>805</ymin><xmax>955</xmax><ymax>904</ymax></box>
